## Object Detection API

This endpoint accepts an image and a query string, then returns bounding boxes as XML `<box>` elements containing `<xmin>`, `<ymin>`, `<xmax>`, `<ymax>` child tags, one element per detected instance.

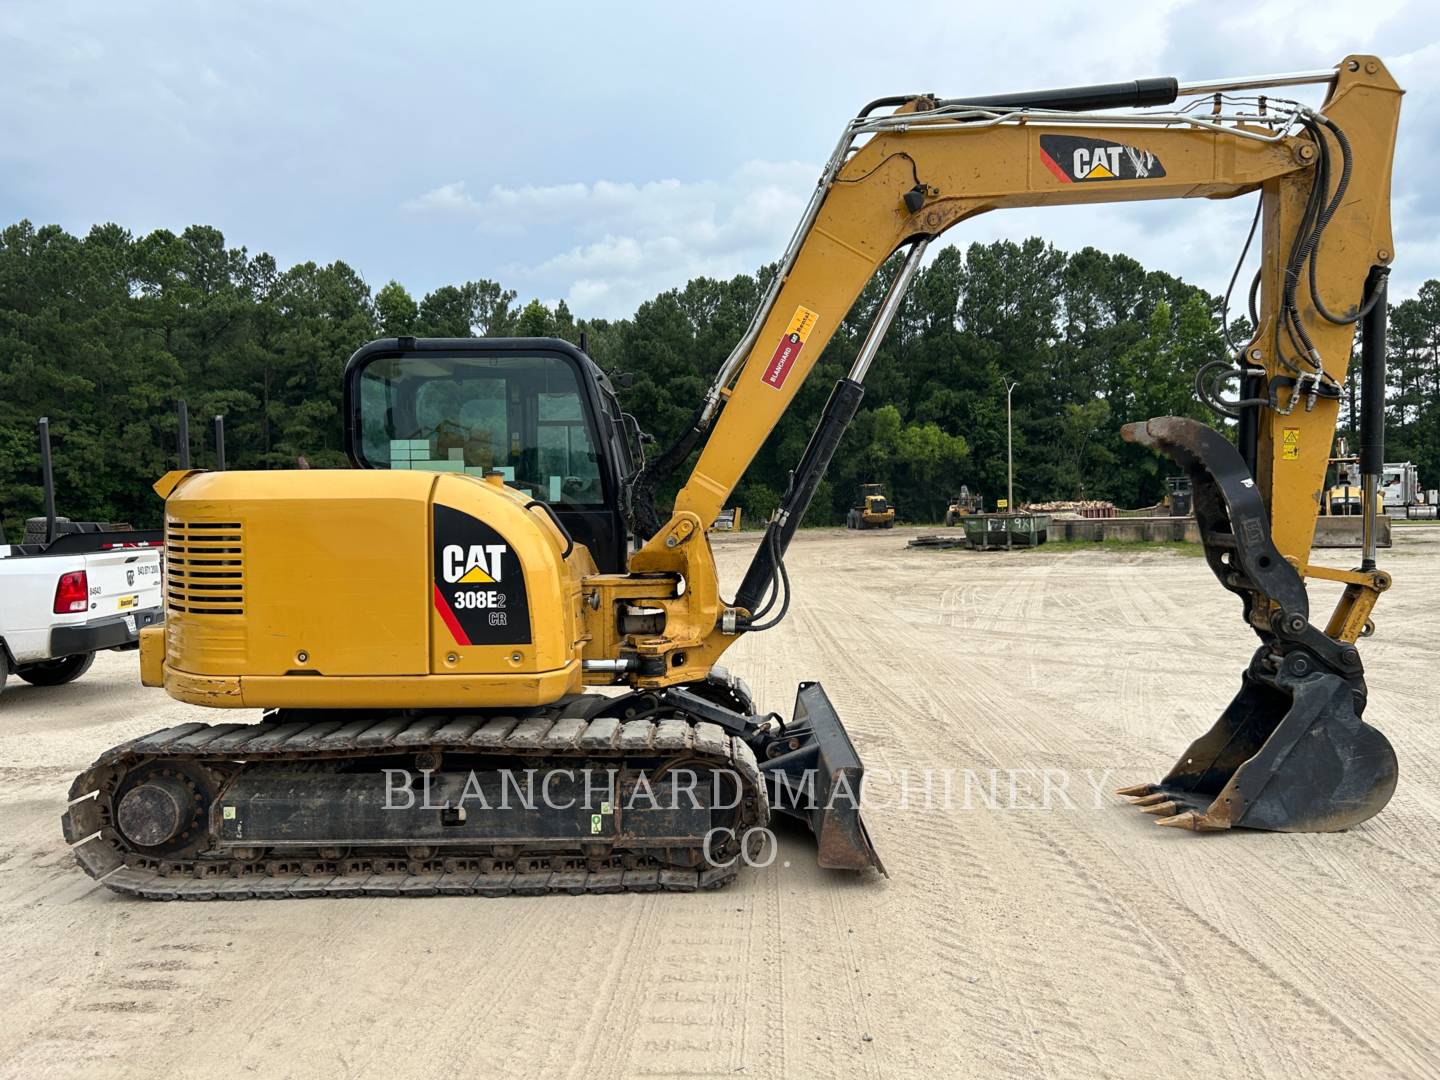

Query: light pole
<box><xmin>1005</xmin><ymin>378</ymin><xmax>1017</xmax><ymax>552</ymax></box>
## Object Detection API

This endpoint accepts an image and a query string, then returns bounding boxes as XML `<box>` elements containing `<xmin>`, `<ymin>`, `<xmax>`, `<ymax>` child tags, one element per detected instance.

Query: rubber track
<box><xmin>62</xmin><ymin>697</ymin><xmax>768</xmax><ymax>900</ymax></box>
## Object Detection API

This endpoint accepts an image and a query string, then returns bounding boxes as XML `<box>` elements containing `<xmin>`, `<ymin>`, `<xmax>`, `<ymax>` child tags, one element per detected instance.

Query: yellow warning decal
<box><xmin>118</xmin><ymin>594</ymin><xmax>138</xmax><ymax>609</ymax></box>
<box><xmin>785</xmin><ymin>305</ymin><xmax>818</xmax><ymax>341</ymax></box>
<box><xmin>1282</xmin><ymin>428</ymin><xmax>1300</xmax><ymax>460</ymax></box>
<box><xmin>456</xmin><ymin>565</ymin><xmax>495</xmax><ymax>584</ymax></box>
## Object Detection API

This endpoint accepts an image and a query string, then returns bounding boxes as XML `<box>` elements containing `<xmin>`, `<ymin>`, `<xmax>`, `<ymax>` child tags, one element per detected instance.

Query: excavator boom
<box><xmin>618</xmin><ymin>55</ymin><xmax>1401</xmax><ymax>837</ymax></box>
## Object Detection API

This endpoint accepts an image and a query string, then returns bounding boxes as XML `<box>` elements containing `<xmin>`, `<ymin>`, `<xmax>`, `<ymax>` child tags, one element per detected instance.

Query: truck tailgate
<box><xmin>83</xmin><ymin>548</ymin><xmax>164</xmax><ymax>618</ymax></box>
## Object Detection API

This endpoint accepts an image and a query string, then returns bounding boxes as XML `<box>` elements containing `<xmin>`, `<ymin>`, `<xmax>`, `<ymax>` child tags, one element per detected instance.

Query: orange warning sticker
<box><xmin>761</xmin><ymin>306</ymin><xmax>819</xmax><ymax>390</ymax></box>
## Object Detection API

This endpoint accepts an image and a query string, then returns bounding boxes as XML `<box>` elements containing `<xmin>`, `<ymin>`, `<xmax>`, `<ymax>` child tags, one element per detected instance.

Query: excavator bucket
<box><xmin>1118</xmin><ymin>417</ymin><xmax>1399</xmax><ymax>832</ymax></box>
<box><xmin>1117</xmin><ymin>651</ymin><xmax>1398</xmax><ymax>830</ymax></box>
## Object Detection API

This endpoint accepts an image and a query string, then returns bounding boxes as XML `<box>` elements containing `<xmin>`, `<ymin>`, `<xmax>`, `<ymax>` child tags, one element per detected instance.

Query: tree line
<box><xmin>1</xmin><ymin>219</ymin><xmax>1436</xmax><ymax>538</ymax></box>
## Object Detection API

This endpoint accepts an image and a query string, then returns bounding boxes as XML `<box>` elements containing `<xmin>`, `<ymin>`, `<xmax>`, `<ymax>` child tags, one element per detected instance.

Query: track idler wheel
<box><xmin>111</xmin><ymin>764</ymin><xmax>216</xmax><ymax>856</ymax></box>
<box><xmin>117</xmin><ymin>778</ymin><xmax>194</xmax><ymax>847</ymax></box>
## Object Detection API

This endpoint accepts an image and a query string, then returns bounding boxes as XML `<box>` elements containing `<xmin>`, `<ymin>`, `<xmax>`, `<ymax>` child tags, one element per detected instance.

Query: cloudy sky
<box><xmin>2</xmin><ymin>1</ymin><xmax>1436</xmax><ymax>318</ymax></box>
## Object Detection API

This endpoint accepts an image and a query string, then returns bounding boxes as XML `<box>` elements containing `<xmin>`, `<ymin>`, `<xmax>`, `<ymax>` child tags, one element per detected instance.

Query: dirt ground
<box><xmin>3</xmin><ymin>525</ymin><xmax>1439</xmax><ymax>1079</ymax></box>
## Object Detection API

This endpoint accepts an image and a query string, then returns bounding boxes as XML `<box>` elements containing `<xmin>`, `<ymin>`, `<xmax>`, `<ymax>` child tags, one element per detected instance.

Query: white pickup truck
<box><xmin>0</xmin><ymin>529</ymin><xmax>165</xmax><ymax>697</ymax></box>
<box><xmin>2</xmin><ymin>416</ymin><xmax>168</xmax><ymax>697</ymax></box>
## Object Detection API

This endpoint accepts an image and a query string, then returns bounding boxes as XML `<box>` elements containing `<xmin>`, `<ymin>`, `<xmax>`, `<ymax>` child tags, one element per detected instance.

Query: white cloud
<box><xmin>5</xmin><ymin>0</ymin><xmax>1438</xmax><ymax>323</ymax></box>
<box><xmin>399</xmin><ymin>8</ymin><xmax>1440</xmax><ymax>320</ymax></box>
<box><xmin>402</xmin><ymin>181</ymin><xmax>483</xmax><ymax>216</ymax></box>
<box><xmin>401</xmin><ymin>161</ymin><xmax>817</xmax><ymax>316</ymax></box>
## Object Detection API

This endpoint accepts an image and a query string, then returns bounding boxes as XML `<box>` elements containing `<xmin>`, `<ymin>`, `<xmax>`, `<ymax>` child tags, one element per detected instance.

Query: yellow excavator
<box><xmin>65</xmin><ymin>55</ymin><xmax>1403</xmax><ymax>898</ymax></box>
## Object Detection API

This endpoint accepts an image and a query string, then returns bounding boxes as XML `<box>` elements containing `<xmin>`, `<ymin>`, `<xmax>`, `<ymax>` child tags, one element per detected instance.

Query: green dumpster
<box><xmin>961</xmin><ymin>513</ymin><xmax>1052</xmax><ymax>550</ymax></box>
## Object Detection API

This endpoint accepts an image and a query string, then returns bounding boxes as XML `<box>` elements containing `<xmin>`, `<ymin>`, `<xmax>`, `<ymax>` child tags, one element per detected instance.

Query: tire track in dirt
<box><xmin>792</xmin><ymin>576</ymin><xmax>1202</xmax><ymax>1077</ymax></box>
<box><xmin>941</xmin><ymin>546</ymin><xmax>1440</xmax><ymax>1075</ymax></box>
<box><xmin>741</xmin><ymin>560</ymin><xmax>1052</xmax><ymax>1077</ymax></box>
<box><xmin>785</xmin><ymin>648</ymin><xmax>1045</xmax><ymax>1076</ymax></box>
<box><xmin>841</xmin><ymin>633</ymin><xmax>1219</xmax><ymax>1076</ymax></box>
<box><xmin>794</xmin><ymin>540</ymin><xmax>1329</xmax><ymax>1076</ymax></box>
<box><xmin>805</xmin><ymin>530</ymin><xmax>1440</xmax><ymax>1079</ymax></box>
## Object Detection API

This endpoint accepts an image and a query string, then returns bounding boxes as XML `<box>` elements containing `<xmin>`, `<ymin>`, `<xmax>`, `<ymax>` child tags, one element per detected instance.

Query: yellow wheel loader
<box><xmin>847</xmin><ymin>483</ymin><xmax>896</xmax><ymax>529</ymax></box>
<box><xmin>65</xmin><ymin>55</ymin><xmax>1404</xmax><ymax>898</ymax></box>
<box><xmin>944</xmin><ymin>486</ymin><xmax>983</xmax><ymax>526</ymax></box>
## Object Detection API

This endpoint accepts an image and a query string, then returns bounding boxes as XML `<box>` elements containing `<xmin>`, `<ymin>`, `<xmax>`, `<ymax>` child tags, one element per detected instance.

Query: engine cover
<box><xmin>149</xmin><ymin>469</ymin><xmax>587</xmax><ymax>709</ymax></box>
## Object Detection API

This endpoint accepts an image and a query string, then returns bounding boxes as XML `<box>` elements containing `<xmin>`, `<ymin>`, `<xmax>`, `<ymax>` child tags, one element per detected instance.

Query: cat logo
<box><xmin>1072</xmin><ymin>145</ymin><xmax>1123</xmax><ymax>179</ymax></box>
<box><xmin>1039</xmin><ymin>134</ymin><xmax>1166</xmax><ymax>184</ymax></box>
<box><xmin>442</xmin><ymin>543</ymin><xmax>507</xmax><ymax>585</ymax></box>
<box><xmin>432</xmin><ymin>505</ymin><xmax>531</xmax><ymax>646</ymax></box>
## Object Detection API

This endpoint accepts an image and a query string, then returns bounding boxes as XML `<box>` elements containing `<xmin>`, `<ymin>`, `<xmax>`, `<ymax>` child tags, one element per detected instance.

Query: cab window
<box><xmin>357</xmin><ymin>353</ymin><xmax>605</xmax><ymax>507</ymax></box>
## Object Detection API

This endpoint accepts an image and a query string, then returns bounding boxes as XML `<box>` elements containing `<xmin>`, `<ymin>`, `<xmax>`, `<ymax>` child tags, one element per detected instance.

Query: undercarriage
<box><xmin>63</xmin><ymin>678</ymin><xmax>882</xmax><ymax>899</ymax></box>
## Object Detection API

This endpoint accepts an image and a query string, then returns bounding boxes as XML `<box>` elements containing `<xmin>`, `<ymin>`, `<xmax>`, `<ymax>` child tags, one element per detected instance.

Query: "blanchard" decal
<box><xmin>761</xmin><ymin>305</ymin><xmax>820</xmax><ymax>390</ymax></box>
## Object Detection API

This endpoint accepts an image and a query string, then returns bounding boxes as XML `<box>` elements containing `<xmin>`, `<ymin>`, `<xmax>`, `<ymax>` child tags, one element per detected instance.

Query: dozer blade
<box><xmin>762</xmin><ymin>681</ymin><xmax>886</xmax><ymax>874</ymax></box>
<box><xmin>1119</xmin><ymin>416</ymin><xmax>1398</xmax><ymax>833</ymax></box>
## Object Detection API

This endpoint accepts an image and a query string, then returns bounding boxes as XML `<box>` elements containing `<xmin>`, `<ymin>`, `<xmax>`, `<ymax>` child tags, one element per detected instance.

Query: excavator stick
<box><xmin>1118</xmin><ymin>417</ymin><xmax>1398</xmax><ymax>832</ymax></box>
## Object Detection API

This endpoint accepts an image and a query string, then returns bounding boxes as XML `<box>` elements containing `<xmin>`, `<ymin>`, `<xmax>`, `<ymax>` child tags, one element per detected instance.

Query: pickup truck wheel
<box><xmin>17</xmin><ymin>652</ymin><xmax>96</xmax><ymax>687</ymax></box>
<box><xmin>0</xmin><ymin>650</ymin><xmax>7</xmax><ymax>698</ymax></box>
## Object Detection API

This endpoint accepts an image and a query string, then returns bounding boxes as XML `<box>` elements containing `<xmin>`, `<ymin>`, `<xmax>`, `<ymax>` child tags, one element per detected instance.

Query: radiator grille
<box><xmin>165</xmin><ymin>520</ymin><xmax>245</xmax><ymax>616</ymax></box>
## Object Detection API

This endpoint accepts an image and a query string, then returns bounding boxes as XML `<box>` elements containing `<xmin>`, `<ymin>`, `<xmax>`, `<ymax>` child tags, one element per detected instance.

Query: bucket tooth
<box><xmin>1123</xmin><ymin>651</ymin><xmax>1397</xmax><ymax>834</ymax></box>
<box><xmin>1128</xmin><ymin>792</ymin><xmax>1171</xmax><ymax>807</ymax></box>
<box><xmin>1115</xmin><ymin>783</ymin><xmax>1157</xmax><ymax>798</ymax></box>
<box><xmin>1155</xmin><ymin>810</ymin><xmax>1206</xmax><ymax>830</ymax></box>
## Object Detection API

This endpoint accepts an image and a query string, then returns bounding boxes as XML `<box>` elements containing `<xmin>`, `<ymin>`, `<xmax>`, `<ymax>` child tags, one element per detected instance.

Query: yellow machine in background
<box><xmin>945</xmin><ymin>486</ymin><xmax>983</xmax><ymax>526</ymax></box>
<box><xmin>1312</xmin><ymin>438</ymin><xmax>1393</xmax><ymax>549</ymax></box>
<box><xmin>67</xmin><ymin>56</ymin><xmax>1405</xmax><ymax>899</ymax></box>
<box><xmin>709</xmin><ymin>507</ymin><xmax>743</xmax><ymax>532</ymax></box>
<box><xmin>1325</xmin><ymin>469</ymin><xmax>1366</xmax><ymax>516</ymax></box>
<box><xmin>1323</xmin><ymin>441</ymin><xmax>1364</xmax><ymax>516</ymax></box>
<box><xmin>846</xmin><ymin>483</ymin><xmax>895</xmax><ymax>529</ymax></box>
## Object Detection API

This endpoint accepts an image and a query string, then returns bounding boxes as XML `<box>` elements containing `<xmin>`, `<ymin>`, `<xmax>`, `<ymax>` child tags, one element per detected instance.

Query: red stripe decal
<box><xmin>762</xmin><ymin>336</ymin><xmax>803</xmax><ymax>390</ymax></box>
<box><xmin>1039</xmin><ymin>149</ymin><xmax>1072</xmax><ymax>183</ymax></box>
<box><xmin>433</xmin><ymin>583</ymin><xmax>471</xmax><ymax>646</ymax></box>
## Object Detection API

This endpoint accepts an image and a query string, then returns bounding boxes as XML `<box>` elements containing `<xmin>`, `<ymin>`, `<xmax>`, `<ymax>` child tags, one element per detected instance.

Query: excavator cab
<box><xmin>344</xmin><ymin>337</ymin><xmax>641</xmax><ymax>573</ymax></box>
